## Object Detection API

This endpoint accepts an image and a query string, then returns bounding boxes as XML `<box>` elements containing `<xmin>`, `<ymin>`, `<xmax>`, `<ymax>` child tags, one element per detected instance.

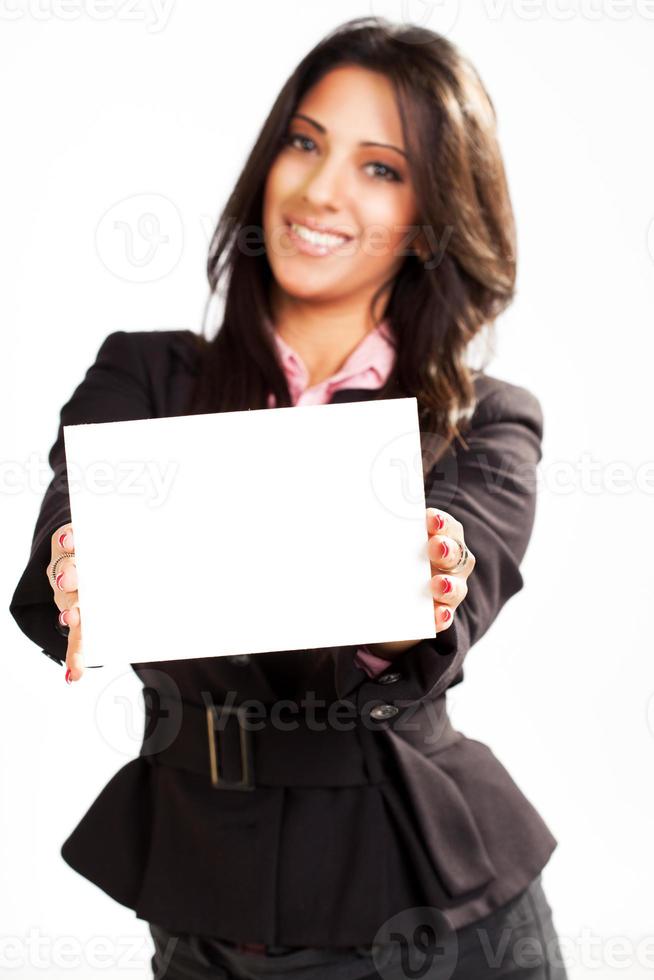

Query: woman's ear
<box><xmin>412</xmin><ymin>229</ymin><xmax>431</xmax><ymax>262</ymax></box>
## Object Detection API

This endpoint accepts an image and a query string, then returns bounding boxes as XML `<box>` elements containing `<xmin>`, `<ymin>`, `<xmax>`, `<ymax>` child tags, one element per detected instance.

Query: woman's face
<box><xmin>262</xmin><ymin>65</ymin><xmax>421</xmax><ymax>309</ymax></box>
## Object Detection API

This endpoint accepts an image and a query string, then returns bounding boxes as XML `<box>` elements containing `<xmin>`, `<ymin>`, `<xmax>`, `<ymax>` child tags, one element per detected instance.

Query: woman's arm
<box><xmin>9</xmin><ymin>331</ymin><xmax>152</xmax><ymax>666</ymax></box>
<box><xmin>334</xmin><ymin>381</ymin><xmax>544</xmax><ymax>707</ymax></box>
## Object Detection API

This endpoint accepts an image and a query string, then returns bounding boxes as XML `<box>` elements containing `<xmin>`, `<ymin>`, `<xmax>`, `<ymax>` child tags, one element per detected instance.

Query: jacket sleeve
<box><xmin>333</xmin><ymin>381</ymin><xmax>544</xmax><ymax>710</ymax></box>
<box><xmin>9</xmin><ymin>331</ymin><xmax>152</xmax><ymax>666</ymax></box>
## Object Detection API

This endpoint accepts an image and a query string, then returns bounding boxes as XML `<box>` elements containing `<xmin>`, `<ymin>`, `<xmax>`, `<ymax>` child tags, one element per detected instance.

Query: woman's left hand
<box><xmin>426</xmin><ymin>507</ymin><xmax>476</xmax><ymax>633</ymax></box>
<box><xmin>365</xmin><ymin>507</ymin><xmax>476</xmax><ymax>659</ymax></box>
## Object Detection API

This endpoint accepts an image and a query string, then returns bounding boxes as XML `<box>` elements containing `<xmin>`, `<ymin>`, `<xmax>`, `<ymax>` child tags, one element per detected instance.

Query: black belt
<box><xmin>138</xmin><ymin>690</ymin><xmax>460</xmax><ymax>791</ymax></box>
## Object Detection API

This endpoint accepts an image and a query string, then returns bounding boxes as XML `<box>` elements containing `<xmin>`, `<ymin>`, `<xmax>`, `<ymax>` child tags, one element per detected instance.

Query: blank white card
<box><xmin>63</xmin><ymin>397</ymin><xmax>437</xmax><ymax>667</ymax></box>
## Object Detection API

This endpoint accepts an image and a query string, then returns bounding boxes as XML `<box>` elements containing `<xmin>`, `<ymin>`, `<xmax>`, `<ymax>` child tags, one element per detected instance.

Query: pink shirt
<box><xmin>266</xmin><ymin>317</ymin><xmax>396</xmax><ymax>679</ymax></box>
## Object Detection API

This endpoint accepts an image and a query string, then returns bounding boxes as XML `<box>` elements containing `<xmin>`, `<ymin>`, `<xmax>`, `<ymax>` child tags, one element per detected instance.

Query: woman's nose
<box><xmin>301</xmin><ymin>156</ymin><xmax>348</xmax><ymax>210</ymax></box>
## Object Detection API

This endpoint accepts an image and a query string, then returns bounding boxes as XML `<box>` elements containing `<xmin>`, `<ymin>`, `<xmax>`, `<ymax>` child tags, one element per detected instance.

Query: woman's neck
<box><xmin>269</xmin><ymin>295</ymin><xmax>383</xmax><ymax>387</ymax></box>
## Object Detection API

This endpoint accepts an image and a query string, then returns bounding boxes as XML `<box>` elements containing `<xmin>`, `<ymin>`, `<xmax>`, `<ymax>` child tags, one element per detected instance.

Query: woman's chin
<box><xmin>271</xmin><ymin>267</ymin><xmax>348</xmax><ymax>301</ymax></box>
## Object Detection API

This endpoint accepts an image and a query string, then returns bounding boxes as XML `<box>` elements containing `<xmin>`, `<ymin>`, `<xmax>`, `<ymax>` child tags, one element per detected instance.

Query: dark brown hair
<box><xmin>188</xmin><ymin>15</ymin><xmax>516</xmax><ymax>458</ymax></box>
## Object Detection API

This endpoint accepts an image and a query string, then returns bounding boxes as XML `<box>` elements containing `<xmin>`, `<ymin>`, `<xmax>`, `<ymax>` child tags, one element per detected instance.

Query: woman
<box><xmin>10</xmin><ymin>16</ymin><xmax>568</xmax><ymax>980</ymax></box>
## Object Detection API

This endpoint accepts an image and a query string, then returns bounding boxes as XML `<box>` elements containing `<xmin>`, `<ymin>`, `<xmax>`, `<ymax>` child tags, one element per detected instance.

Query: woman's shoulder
<box><xmin>471</xmin><ymin>370</ymin><xmax>543</xmax><ymax>434</ymax></box>
<box><xmin>95</xmin><ymin>329</ymin><xmax>207</xmax><ymax>385</ymax></box>
<box><xmin>121</xmin><ymin>328</ymin><xmax>206</xmax><ymax>368</ymax></box>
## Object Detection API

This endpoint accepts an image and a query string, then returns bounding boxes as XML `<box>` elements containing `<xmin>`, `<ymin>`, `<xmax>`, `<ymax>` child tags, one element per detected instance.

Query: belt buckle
<box><xmin>205</xmin><ymin>704</ymin><xmax>255</xmax><ymax>791</ymax></box>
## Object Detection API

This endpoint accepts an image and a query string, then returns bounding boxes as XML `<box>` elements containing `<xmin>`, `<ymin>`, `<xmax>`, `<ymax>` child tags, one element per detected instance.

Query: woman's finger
<box><xmin>58</xmin><ymin>604</ymin><xmax>81</xmax><ymax>630</ymax></box>
<box><xmin>425</xmin><ymin>510</ymin><xmax>473</xmax><ymax>634</ymax></box>
<box><xmin>430</xmin><ymin>571</ymin><xmax>468</xmax><ymax>606</ymax></box>
<box><xmin>428</xmin><ymin>533</ymin><xmax>473</xmax><ymax>573</ymax></box>
<box><xmin>65</xmin><ymin>601</ymin><xmax>85</xmax><ymax>682</ymax></box>
<box><xmin>47</xmin><ymin>523</ymin><xmax>77</xmax><ymax>611</ymax></box>
<box><xmin>50</xmin><ymin>554</ymin><xmax>79</xmax><ymax>622</ymax></box>
<box><xmin>46</xmin><ymin>523</ymin><xmax>84</xmax><ymax>682</ymax></box>
<box><xmin>433</xmin><ymin>601</ymin><xmax>455</xmax><ymax>632</ymax></box>
<box><xmin>425</xmin><ymin>507</ymin><xmax>463</xmax><ymax>541</ymax></box>
<box><xmin>53</xmin><ymin>557</ymin><xmax>78</xmax><ymax>595</ymax></box>
<box><xmin>55</xmin><ymin>524</ymin><xmax>75</xmax><ymax>552</ymax></box>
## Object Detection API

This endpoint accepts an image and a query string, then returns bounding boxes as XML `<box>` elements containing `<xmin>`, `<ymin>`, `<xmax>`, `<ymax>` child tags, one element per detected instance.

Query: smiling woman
<box><xmin>262</xmin><ymin>66</ymin><xmax>424</xmax><ymax>342</ymax></box>
<box><xmin>9</xmin><ymin>13</ymin><xmax>568</xmax><ymax>980</ymax></box>
<box><xmin>260</xmin><ymin>63</ymin><xmax>425</xmax><ymax>388</ymax></box>
<box><xmin>188</xmin><ymin>14</ymin><xmax>519</xmax><ymax>453</ymax></box>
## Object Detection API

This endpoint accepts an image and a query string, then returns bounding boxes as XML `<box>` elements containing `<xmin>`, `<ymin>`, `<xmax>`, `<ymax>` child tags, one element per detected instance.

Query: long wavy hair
<box><xmin>188</xmin><ymin>16</ymin><xmax>517</xmax><ymax>459</ymax></box>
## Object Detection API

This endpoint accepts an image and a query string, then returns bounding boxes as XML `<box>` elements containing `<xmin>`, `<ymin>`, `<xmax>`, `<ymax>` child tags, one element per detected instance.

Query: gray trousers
<box><xmin>148</xmin><ymin>873</ymin><xmax>569</xmax><ymax>980</ymax></box>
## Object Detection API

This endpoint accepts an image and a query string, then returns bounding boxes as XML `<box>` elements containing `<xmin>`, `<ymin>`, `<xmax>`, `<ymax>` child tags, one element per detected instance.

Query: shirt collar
<box><xmin>264</xmin><ymin>315</ymin><xmax>396</xmax><ymax>390</ymax></box>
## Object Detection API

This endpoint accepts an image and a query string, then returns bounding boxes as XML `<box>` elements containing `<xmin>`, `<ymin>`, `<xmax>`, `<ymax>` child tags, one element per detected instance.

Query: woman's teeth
<box><xmin>290</xmin><ymin>222</ymin><xmax>349</xmax><ymax>247</ymax></box>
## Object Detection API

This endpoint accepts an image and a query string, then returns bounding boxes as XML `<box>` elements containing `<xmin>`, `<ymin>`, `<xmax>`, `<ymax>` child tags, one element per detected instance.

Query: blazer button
<box><xmin>370</xmin><ymin>703</ymin><xmax>399</xmax><ymax>721</ymax></box>
<box><xmin>377</xmin><ymin>671</ymin><xmax>401</xmax><ymax>685</ymax></box>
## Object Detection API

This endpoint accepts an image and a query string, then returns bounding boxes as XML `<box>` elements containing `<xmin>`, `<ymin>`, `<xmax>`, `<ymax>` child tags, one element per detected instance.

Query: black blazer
<box><xmin>9</xmin><ymin>329</ymin><xmax>557</xmax><ymax>946</ymax></box>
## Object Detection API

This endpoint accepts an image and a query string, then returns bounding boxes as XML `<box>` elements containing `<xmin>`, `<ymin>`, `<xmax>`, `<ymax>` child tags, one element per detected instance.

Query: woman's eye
<box><xmin>365</xmin><ymin>162</ymin><xmax>402</xmax><ymax>183</ymax></box>
<box><xmin>285</xmin><ymin>132</ymin><xmax>316</xmax><ymax>152</ymax></box>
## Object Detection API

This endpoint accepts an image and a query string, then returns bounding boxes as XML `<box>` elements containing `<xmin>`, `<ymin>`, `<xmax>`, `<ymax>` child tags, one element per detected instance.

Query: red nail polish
<box><xmin>439</xmin><ymin>541</ymin><xmax>449</xmax><ymax>559</ymax></box>
<box><xmin>59</xmin><ymin>610</ymin><xmax>68</xmax><ymax>627</ymax></box>
<box><xmin>65</xmin><ymin>668</ymin><xmax>72</xmax><ymax>684</ymax></box>
<box><xmin>56</xmin><ymin>571</ymin><xmax>65</xmax><ymax>590</ymax></box>
<box><xmin>58</xmin><ymin>532</ymin><xmax>68</xmax><ymax>549</ymax></box>
<box><xmin>441</xmin><ymin>608</ymin><xmax>451</xmax><ymax>622</ymax></box>
<box><xmin>434</xmin><ymin>514</ymin><xmax>444</xmax><ymax>531</ymax></box>
<box><xmin>440</xmin><ymin>577</ymin><xmax>452</xmax><ymax>594</ymax></box>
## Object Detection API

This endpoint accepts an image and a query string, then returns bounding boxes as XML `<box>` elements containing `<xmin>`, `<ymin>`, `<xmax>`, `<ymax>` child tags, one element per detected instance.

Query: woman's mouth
<box><xmin>284</xmin><ymin>219</ymin><xmax>354</xmax><ymax>257</ymax></box>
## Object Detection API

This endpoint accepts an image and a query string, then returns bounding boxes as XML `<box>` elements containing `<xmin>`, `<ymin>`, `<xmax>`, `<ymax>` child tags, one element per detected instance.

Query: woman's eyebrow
<box><xmin>290</xmin><ymin>112</ymin><xmax>408</xmax><ymax>158</ymax></box>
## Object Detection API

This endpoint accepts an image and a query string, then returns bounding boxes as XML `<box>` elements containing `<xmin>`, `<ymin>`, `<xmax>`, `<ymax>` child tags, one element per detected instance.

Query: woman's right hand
<box><xmin>47</xmin><ymin>522</ymin><xmax>84</xmax><ymax>682</ymax></box>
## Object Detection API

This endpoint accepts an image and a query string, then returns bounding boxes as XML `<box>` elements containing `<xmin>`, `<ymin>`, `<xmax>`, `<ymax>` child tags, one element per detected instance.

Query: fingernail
<box><xmin>59</xmin><ymin>610</ymin><xmax>69</xmax><ymax>627</ymax></box>
<box><xmin>65</xmin><ymin>668</ymin><xmax>72</xmax><ymax>684</ymax></box>
<box><xmin>441</xmin><ymin>608</ymin><xmax>451</xmax><ymax>622</ymax></box>
<box><xmin>433</xmin><ymin>513</ymin><xmax>444</xmax><ymax>531</ymax></box>
<box><xmin>440</xmin><ymin>577</ymin><xmax>452</xmax><ymax>594</ymax></box>
<box><xmin>439</xmin><ymin>541</ymin><xmax>449</xmax><ymax>559</ymax></box>
<box><xmin>58</xmin><ymin>532</ymin><xmax>68</xmax><ymax>549</ymax></box>
<box><xmin>55</xmin><ymin>571</ymin><xmax>66</xmax><ymax>591</ymax></box>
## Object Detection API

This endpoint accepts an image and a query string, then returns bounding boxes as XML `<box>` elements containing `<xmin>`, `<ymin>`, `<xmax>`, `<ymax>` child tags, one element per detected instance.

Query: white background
<box><xmin>3</xmin><ymin>2</ymin><xmax>654</xmax><ymax>978</ymax></box>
